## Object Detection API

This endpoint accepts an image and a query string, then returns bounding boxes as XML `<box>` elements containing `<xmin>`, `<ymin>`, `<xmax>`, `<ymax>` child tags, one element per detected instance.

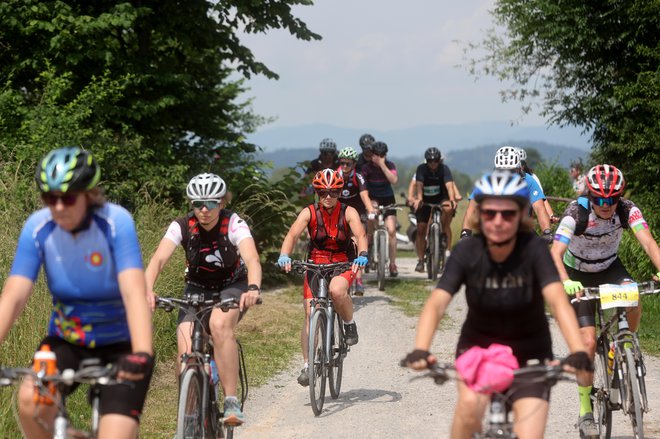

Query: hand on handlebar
<box><xmin>146</xmin><ymin>291</ymin><xmax>158</xmax><ymax>313</ymax></box>
<box><xmin>277</xmin><ymin>253</ymin><xmax>292</xmax><ymax>272</ymax></box>
<box><xmin>352</xmin><ymin>254</ymin><xmax>368</xmax><ymax>272</ymax></box>
<box><xmin>563</xmin><ymin>279</ymin><xmax>584</xmax><ymax>296</ymax></box>
<box><xmin>240</xmin><ymin>290</ymin><xmax>261</xmax><ymax>311</ymax></box>
<box><xmin>117</xmin><ymin>352</ymin><xmax>154</xmax><ymax>381</ymax></box>
<box><xmin>401</xmin><ymin>349</ymin><xmax>436</xmax><ymax>371</ymax></box>
<box><xmin>367</xmin><ymin>211</ymin><xmax>376</xmax><ymax>221</ymax></box>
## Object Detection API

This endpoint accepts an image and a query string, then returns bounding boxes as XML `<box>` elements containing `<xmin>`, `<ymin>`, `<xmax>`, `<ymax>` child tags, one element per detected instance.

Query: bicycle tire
<box><xmin>427</xmin><ymin>223</ymin><xmax>440</xmax><ymax>280</ymax></box>
<box><xmin>177</xmin><ymin>367</ymin><xmax>204</xmax><ymax>439</ymax></box>
<box><xmin>377</xmin><ymin>231</ymin><xmax>386</xmax><ymax>291</ymax></box>
<box><xmin>624</xmin><ymin>345</ymin><xmax>644</xmax><ymax>438</ymax></box>
<box><xmin>328</xmin><ymin>313</ymin><xmax>345</xmax><ymax>399</ymax></box>
<box><xmin>438</xmin><ymin>233</ymin><xmax>447</xmax><ymax>276</ymax></box>
<box><xmin>592</xmin><ymin>339</ymin><xmax>613</xmax><ymax>439</ymax></box>
<box><xmin>309</xmin><ymin>310</ymin><xmax>327</xmax><ymax>416</ymax></box>
<box><xmin>225</xmin><ymin>426</ymin><xmax>234</xmax><ymax>439</ymax></box>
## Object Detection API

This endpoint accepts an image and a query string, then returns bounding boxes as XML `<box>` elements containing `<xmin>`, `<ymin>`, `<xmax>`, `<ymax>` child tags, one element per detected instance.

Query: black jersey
<box><xmin>437</xmin><ymin>232</ymin><xmax>560</xmax><ymax>365</ymax></box>
<box><xmin>415</xmin><ymin>163</ymin><xmax>449</xmax><ymax>203</ymax></box>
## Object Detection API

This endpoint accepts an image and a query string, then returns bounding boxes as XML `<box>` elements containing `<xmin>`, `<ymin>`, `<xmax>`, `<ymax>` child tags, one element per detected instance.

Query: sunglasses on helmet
<box><xmin>42</xmin><ymin>192</ymin><xmax>79</xmax><ymax>206</ymax></box>
<box><xmin>191</xmin><ymin>199</ymin><xmax>221</xmax><ymax>210</ymax></box>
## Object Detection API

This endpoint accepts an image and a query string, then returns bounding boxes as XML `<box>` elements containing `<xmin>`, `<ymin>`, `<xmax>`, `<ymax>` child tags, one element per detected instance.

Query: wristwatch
<box><xmin>247</xmin><ymin>284</ymin><xmax>261</xmax><ymax>294</ymax></box>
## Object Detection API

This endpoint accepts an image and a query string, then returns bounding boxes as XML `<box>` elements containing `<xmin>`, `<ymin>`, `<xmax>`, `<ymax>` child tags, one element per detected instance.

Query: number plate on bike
<box><xmin>599</xmin><ymin>283</ymin><xmax>639</xmax><ymax>309</ymax></box>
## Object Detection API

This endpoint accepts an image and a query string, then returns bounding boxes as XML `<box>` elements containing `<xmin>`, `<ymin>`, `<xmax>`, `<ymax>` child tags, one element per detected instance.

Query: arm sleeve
<box><xmin>9</xmin><ymin>215</ymin><xmax>43</xmax><ymax>280</ymax></box>
<box><xmin>443</xmin><ymin>165</ymin><xmax>454</xmax><ymax>182</ymax></box>
<box><xmin>163</xmin><ymin>221</ymin><xmax>183</xmax><ymax>246</ymax></box>
<box><xmin>110</xmin><ymin>206</ymin><xmax>144</xmax><ymax>272</ymax></box>
<box><xmin>228</xmin><ymin>213</ymin><xmax>254</xmax><ymax>247</ymax></box>
<box><xmin>525</xmin><ymin>175</ymin><xmax>546</xmax><ymax>205</ymax></box>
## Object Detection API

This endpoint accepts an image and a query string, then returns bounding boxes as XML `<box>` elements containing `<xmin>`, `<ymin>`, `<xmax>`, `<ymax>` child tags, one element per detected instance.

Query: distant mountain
<box><xmin>259</xmin><ymin>141</ymin><xmax>588</xmax><ymax>177</ymax></box>
<box><xmin>246</xmin><ymin>121</ymin><xmax>592</xmax><ymax>157</ymax></box>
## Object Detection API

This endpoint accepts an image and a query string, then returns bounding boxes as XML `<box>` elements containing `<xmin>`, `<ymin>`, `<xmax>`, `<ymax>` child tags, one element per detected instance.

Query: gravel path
<box><xmin>241</xmin><ymin>257</ymin><xmax>660</xmax><ymax>438</ymax></box>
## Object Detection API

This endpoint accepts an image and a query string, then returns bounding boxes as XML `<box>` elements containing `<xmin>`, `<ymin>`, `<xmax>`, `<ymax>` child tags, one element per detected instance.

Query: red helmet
<box><xmin>312</xmin><ymin>168</ymin><xmax>344</xmax><ymax>190</ymax></box>
<box><xmin>586</xmin><ymin>164</ymin><xmax>625</xmax><ymax>197</ymax></box>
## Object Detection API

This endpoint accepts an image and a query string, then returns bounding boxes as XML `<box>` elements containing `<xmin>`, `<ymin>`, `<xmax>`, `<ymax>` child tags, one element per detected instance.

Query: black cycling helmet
<box><xmin>359</xmin><ymin>133</ymin><xmax>375</xmax><ymax>149</ymax></box>
<box><xmin>425</xmin><ymin>147</ymin><xmax>442</xmax><ymax>162</ymax></box>
<box><xmin>372</xmin><ymin>141</ymin><xmax>388</xmax><ymax>156</ymax></box>
<box><xmin>36</xmin><ymin>147</ymin><xmax>101</xmax><ymax>193</ymax></box>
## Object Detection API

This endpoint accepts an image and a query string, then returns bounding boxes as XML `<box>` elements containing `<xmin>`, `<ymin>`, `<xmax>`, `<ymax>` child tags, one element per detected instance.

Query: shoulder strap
<box><xmin>574</xmin><ymin>196</ymin><xmax>590</xmax><ymax>236</ymax></box>
<box><xmin>616</xmin><ymin>200</ymin><xmax>630</xmax><ymax>229</ymax></box>
<box><xmin>181</xmin><ymin>212</ymin><xmax>197</xmax><ymax>248</ymax></box>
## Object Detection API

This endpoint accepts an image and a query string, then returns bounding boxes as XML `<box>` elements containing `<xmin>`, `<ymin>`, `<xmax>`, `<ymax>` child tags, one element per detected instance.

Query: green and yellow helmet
<box><xmin>36</xmin><ymin>147</ymin><xmax>101</xmax><ymax>193</ymax></box>
<box><xmin>338</xmin><ymin>147</ymin><xmax>359</xmax><ymax>161</ymax></box>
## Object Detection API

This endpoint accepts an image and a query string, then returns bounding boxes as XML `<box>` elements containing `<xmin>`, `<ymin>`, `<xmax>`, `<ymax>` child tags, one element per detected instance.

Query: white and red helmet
<box><xmin>586</xmin><ymin>164</ymin><xmax>625</xmax><ymax>198</ymax></box>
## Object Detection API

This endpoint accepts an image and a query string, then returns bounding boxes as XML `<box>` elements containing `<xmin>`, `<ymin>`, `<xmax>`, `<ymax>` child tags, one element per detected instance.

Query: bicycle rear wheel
<box><xmin>377</xmin><ymin>231</ymin><xmax>386</xmax><ymax>291</ymax></box>
<box><xmin>623</xmin><ymin>345</ymin><xmax>644</xmax><ymax>438</ymax></box>
<box><xmin>309</xmin><ymin>310</ymin><xmax>327</xmax><ymax>416</ymax></box>
<box><xmin>328</xmin><ymin>313</ymin><xmax>345</xmax><ymax>399</ymax></box>
<box><xmin>592</xmin><ymin>339</ymin><xmax>613</xmax><ymax>439</ymax></box>
<box><xmin>177</xmin><ymin>367</ymin><xmax>204</xmax><ymax>439</ymax></box>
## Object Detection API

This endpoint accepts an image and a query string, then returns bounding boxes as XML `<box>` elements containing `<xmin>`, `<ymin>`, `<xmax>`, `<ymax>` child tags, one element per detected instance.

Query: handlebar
<box><xmin>569</xmin><ymin>281</ymin><xmax>660</xmax><ymax>303</ymax></box>
<box><xmin>156</xmin><ymin>294</ymin><xmax>262</xmax><ymax>313</ymax></box>
<box><xmin>0</xmin><ymin>362</ymin><xmax>117</xmax><ymax>387</ymax></box>
<box><xmin>289</xmin><ymin>260</ymin><xmax>353</xmax><ymax>276</ymax></box>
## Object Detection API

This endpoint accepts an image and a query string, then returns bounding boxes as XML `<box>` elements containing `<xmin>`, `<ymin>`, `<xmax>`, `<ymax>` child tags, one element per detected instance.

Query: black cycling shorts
<box><xmin>371</xmin><ymin>195</ymin><xmax>397</xmax><ymax>218</ymax></box>
<box><xmin>35</xmin><ymin>336</ymin><xmax>153</xmax><ymax>421</ymax></box>
<box><xmin>565</xmin><ymin>258</ymin><xmax>633</xmax><ymax>327</ymax></box>
<box><xmin>415</xmin><ymin>200</ymin><xmax>449</xmax><ymax>224</ymax></box>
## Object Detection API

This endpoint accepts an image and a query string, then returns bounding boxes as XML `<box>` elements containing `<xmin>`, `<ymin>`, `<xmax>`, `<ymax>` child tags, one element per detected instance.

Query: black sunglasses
<box><xmin>42</xmin><ymin>193</ymin><xmax>78</xmax><ymax>206</ymax></box>
<box><xmin>480</xmin><ymin>209</ymin><xmax>519</xmax><ymax>222</ymax></box>
<box><xmin>317</xmin><ymin>189</ymin><xmax>341</xmax><ymax>198</ymax></box>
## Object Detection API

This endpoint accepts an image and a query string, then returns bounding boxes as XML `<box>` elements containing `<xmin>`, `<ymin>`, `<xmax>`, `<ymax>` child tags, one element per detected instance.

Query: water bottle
<box><xmin>607</xmin><ymin>343</ymin><xmax>615</xmax><ymax>375</ymax></box>
<box><xmin>33</xmin><ymin>344</ymin><xmax>57</xmax><ymax>405</ymax></box>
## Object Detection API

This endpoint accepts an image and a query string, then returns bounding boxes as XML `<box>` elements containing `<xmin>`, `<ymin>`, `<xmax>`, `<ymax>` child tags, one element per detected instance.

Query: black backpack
<box><xmin>573</xmin><ymin>196</ymin><xmax>630</xmax><ymax>236</ymax></box>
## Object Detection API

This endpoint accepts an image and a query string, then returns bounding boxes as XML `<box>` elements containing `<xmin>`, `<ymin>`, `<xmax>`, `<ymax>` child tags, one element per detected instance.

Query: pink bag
<box><xmin>455</xmin><ymin>344</ymin><xmax>520</xmax><ymax>394</ymax></box>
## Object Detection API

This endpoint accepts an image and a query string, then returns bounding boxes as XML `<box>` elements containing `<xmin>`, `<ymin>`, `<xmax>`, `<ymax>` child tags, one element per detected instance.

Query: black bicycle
<box><xmin>422</xmin><ymin>202</ymin><xmax>452</xmax><ymax>280</ymax></box>
<box><xmin>157</xmin><ymin>294</ymin><xmax>261</xmax><ymax>439</ymax></box>
<box><xmin>571</xmin><ymin>281</ymin><xmax>660</xmax><ymax>439</ymax></box>
<box><xmin>407</xmin><ymin>359</ymin><xmax>573</xmax><ymax>438</ymax></box>
<box><xmin>0</xmin><ymin>359</ymin><xmax>119</xmax><ymax>439</ymax></box>
<box><xmin>290</xmin><ymin>260</ymin><xmax>352</xmax><ymax>415</ymax></box>
<box><xmin>370</xmin><ymin>204</ymin><xmax>402</xmax><ymax>290</ymax></box>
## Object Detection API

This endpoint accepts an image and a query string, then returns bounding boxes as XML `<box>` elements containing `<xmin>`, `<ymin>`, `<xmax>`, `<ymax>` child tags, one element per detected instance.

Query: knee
<box><xmin>330</xmin><ymin>288</ymin><xmax>348</xmax><ymax>302</ymax></box>
<box><xmin>582</xmin><ymin>334</ymin><xmax>597</xmax><ymax>354</ymax></box>
<box><xmin>18</xmin><ymin>382</ymin><xmax>36</xmax><ymax>414</ymax></box>
<box><xmin>209</xmin><ymin>319</ymin><xmax>236</xmax><ymax>344</ymax></box>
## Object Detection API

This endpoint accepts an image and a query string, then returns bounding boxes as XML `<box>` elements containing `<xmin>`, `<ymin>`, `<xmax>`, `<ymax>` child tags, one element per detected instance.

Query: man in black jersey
<box><xmin>410</xmin><ymin>147</ymin><xmax>457</xmax><ymax>272</ymax></box>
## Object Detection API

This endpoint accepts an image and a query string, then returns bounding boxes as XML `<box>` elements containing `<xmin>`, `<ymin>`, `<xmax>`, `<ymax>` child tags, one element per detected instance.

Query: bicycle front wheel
<box><xmin>592</xmin><ymin>339</ymin><xmax>613</xmax><ymax>439</ymax></box>
<box><xmin>427</xmin><ymin>223</ymin><xmax>440</xmax><ymax>280</ymax></box>
<box><xmin>377</xmin><ymin>231</ymin><xmax>386</xmax><ymax>291</ymax></box>
<box><xmin>177</xmin><ymin>367</ymin><xmax>204</xmax><ymax>439</ymax></box>
<box><xmin>623</xmin><ymin>345</ymin><xmax>644</xmax><ymax>438</ymax></box>
<box><xmin>309</xmin><ymin>310</ymin><xmax>327</xmax><ymax>416</ymax></box>
<box><xmin>328</xmin><ymin>313</ymin><xmax>345</xmax><ymax>399</ymax></box>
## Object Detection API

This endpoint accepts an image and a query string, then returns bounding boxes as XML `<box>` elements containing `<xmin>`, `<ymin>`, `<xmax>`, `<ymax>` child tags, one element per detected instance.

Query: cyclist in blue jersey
<box><xmin>460</xmin><ymin>146</ymin><xmax>552</xmax><ymax>244</ymax></box>
<box><xmin>361</xmin><ymin>141</ymin><xmax>400</xmax><ymax>276</ymax></box>
<box><xmin>0</xmin><ymin>147</ymin><xmax>153</xmax><ymax>439</ymax></box>
<box><xmin>145</xmin><ymin>173</ymin><xmax>262</xmax><ymax>425</ymax></box>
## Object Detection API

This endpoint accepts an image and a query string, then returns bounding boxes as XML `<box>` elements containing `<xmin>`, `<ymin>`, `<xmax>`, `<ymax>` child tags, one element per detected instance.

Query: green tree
<box><xmin>467</xmin><ymin>0</ymin><xmax>660</xmax><ymax>255</ymax></box>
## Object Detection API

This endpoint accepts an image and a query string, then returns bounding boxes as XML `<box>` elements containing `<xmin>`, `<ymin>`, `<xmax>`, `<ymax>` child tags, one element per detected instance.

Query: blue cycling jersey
<box><xmin>10</xmin><ymin>203</ymin><xmax>143</xmax><ymax>348</ymax></box>
<box><xmin>524</xmin><ymin>172</ymin><xmax>545</xmax><ymax>205</ymax></box>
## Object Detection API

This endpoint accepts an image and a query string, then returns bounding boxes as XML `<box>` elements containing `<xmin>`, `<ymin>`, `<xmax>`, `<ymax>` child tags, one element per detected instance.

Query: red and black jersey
<box><xmin>306</xmin><ymin>202</ymin><xmax>356</xmax><ymax>263</ymax></box>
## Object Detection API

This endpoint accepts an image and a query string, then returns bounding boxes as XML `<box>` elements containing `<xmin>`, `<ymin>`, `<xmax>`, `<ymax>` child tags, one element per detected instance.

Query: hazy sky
<box><xmin>238</xmin><ymin>0</ymin><xmax>549</xmax><ymax>132</ymax></box>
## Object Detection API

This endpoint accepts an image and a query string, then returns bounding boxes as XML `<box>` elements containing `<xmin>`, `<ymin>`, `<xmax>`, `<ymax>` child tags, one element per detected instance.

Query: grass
<box><xmin>368</xmin><ymin>278</ymin><xmax>434</xmax><ymax>317</ymax></box>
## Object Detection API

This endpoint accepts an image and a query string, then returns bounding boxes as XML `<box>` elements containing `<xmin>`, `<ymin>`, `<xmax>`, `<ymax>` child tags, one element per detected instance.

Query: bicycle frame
<box><xmin>158</xmin><ymin>294</ymin><xmax>255</xmax><ymax>438</ymax></box>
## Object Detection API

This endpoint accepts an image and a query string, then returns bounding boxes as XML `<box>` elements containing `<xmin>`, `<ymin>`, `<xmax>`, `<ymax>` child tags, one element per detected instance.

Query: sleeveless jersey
<box><xmin>10</xmin><ymin>203</ymin><xmax>143</xmax><ymax>348</ymax></box>
<box><xmin>306</xmin><ymin>202</ymin><xmax>355</xmax><ymax>263</ymax></box>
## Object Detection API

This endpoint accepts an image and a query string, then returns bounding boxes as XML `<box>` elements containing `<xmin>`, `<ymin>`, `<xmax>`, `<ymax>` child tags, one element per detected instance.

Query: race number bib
<box><xmin>599</xmin><ymin>283</ymin><xmax>639</xmax><ymax>309</ymax></box>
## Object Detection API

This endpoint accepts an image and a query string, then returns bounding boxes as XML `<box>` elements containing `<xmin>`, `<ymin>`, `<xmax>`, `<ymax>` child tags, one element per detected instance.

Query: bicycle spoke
<box><xmin>592</xmin><ymin>339</ymin><xmax>613</xmax><ymax>439</ymax></box>
<box><xmin>309</xmin><ymin>311</ymin><xmax>327</xmax><ymax>416</ymax></box>
<box><xmin>176</xmin><ymin>368</ymin><xmax>204</xmax><ymax>439</ymax></box>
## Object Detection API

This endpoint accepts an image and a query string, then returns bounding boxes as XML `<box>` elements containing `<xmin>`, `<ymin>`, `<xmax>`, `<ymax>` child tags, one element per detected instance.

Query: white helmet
<box><xmin>494</xmin><ymin>146</ymin><xmax>521</xmax><ymax>170</ymax></box>
<box><xmin>517</xmin><ymin>147</ymin><xmax>527</xmax><ymax>161</ymax></box>
<box><xmin>186</xmin><ymin>173</ymin><xmax>227</xmax><ymax>200</ymax></box>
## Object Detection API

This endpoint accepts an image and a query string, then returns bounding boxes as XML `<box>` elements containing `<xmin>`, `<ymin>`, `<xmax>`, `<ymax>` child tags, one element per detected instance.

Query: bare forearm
<box><xmin>119</xmin><ymin>269</ymin><xmax>153</xmax><ymax>354</ymax></box>
<box><xmin>414</xmin><ymin>290</ymin><xmax>450</xmax><ymax>350</ymax></box>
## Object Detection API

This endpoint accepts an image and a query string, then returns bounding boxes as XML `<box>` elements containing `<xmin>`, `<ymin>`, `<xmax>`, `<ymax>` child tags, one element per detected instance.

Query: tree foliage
<box><xmin>467</xmin><ymin>0</ymin><xmax>660</xmax><ymax>233</ymax></box>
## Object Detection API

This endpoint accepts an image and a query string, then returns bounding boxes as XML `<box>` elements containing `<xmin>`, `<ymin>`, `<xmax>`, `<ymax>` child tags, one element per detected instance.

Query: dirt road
<box><xmin>240</xmin><ymin>257</ymin><xmax>660</xmax><ymax>438</ymax></box>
